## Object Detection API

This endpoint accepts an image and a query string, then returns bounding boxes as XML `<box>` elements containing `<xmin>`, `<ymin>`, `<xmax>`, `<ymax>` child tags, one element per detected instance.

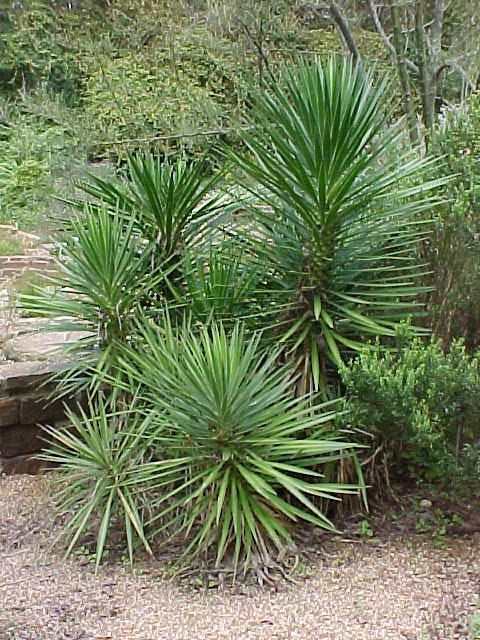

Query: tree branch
<box><xmin>237</xmin><ymin>18</ymin><xmax>276</xmax><ymax>87</ymax></box>
<box><xmin>366</xmin><ymin>0</ymin><xmax>396</xmax><ymax>57</ymax></box>
<box><xmin>415</xmin><ymin>0</ymin><xmax>433</xmax><ymax>128</ymax></box>
<box><xmin>329</xmin><ymin>1</ymin><xmax>361</xmax><ymax>64</ymax></box>
<box><xmin>435</xmin><ymin>61</ymin><xmax>477</xmax><ymax>91</ymax></box>
<box><xmin>366</xmin><ymin>0</ymin><xmax>418</xmax><ymax>73</ymax></box>
<box><xmin>94</xmin><ymin>125</ymin><xmax>258</xmax><ymax>148</ymax></box>
<box><xmin>431</xmin><ymin>0</ymin><xmax>445</xmax><ymax>57</ymax></box>
<box><xmin>390</xmin><ymin>0</ymin><xmax>418</xmax><ymax>142</ymax></box>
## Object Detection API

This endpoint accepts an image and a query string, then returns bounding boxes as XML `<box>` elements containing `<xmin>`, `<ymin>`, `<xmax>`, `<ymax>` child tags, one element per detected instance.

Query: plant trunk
<box><xmin>425</xmin><ymin>0</ymin><xmax>445</xmax><ymax>129</ymax></box>
<box><xmin>456</xmin><ymin>422</ymin><xmax>464</xmax><ymax>464</ymax></box>
<box><xmin>415</xmin><ymin>1</ymin><xmax>433</xmax><ymax>129</ymax></box>
<box><xmin>390</xmin><ymin>2</ymin><xmax>418</xmax><ymax>143</ymax></box>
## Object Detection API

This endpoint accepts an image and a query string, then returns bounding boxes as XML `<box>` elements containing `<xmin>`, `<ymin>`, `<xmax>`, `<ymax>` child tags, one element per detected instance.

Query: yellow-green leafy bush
<box><xmin>339</xmin><ymin>334</ymin><xmax>480</xmax><ymax>484</ymax></box>
<box><xmin>423</xmin><ymin>91</ymin><xmax>480</xmax><ymax>349</ymax></box>
<box><xmin>81</xmin><ymin>27</ymin><xmax>257</xmax><ymax>156</ymax></box>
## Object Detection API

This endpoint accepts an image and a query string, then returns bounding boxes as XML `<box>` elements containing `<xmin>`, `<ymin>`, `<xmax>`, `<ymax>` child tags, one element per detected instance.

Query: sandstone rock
<box><xmin>4</xmin><ymin>330</ymin><xmax>90</xmax><ymax>361</ymax></box>
<box><xmin>0</xmin><ymin>454</ymin><xmax>45</xmax><ymax>475</ymax></box>
<box><xmin>0</xmin><ymin>397</ymin><xmax>19</xmax><ymax>427</ymax></box>
<box><xmin>11</xmin><ymin>317</ymin><xmax>74</xmax><ymax>336</ymax></box>
<box><xmin>0</xmin><ymin>360</ymin><xmax>68</xmax><ymax>391</ymax></box>
<box><xmin>20</xmin><ymin>394</ymin><xmax>66</xmax><ymax>425</ymax></box>
<box><xmin>0</xmin><ymin>424</ymin><xmax>43</xmax><ymax>457</ymax></box>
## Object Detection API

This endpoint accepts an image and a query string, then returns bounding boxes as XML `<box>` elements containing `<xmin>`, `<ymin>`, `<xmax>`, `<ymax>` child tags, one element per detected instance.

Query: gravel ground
<box><xmin>1</xmin><ymin>475</ymin><xmax>479</xmax><ymax>640</ymax></box>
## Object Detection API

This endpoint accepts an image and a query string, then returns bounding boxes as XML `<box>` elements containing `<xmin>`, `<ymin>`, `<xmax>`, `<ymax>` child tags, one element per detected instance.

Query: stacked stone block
<box><xmin>0</xmin><ymin>361</ymin><xmax>74</xmax><ymax>474</ymax></box>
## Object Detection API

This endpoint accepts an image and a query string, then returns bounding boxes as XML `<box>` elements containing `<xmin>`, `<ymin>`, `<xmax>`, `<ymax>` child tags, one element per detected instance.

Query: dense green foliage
<box><xmin>21</xmin><ymin>206</ymin><xmax>165</xmax><ymax>393</ymax></box>
<box><xmin>62</xmin><ymin>60</ymin><xmax>442</xmax><ymax>394</ymax></box>
<box><xmin>424</xmin><ymin>91</ymin><xmax>480</xmax><ymax>350</ymax></box>
<box><xmin>0</xmin><ymin>0</ymin><xmax>384</xmax><ymax>230</ymax></box>
<box><xmin>40</xmin><ymin>316</ymin><xmax>361</xmax><ymax>575</ymax></box>
<box><xmin>339</xmin><ymin>334</ymin><xmax>480</xmax><ymax>483</ymax></box>
<box><xmin>40</xmin><ymin>392</ymin><xmax>157</xmax><ymax>572</ymax></box>
<box><xmin>0</xmin><ymin>1</ymin><xmax>85</xmax><ymax>97</ymax></box>
<box><xmin>120</xmin><ymin>320</ymin><xmax>358</xmax><ymax>573</ymax></box>
<box><xmin>74</xmin><ymin>153</ymin><xmax>227</xmax><ymax>265</ymax></box>
<box><xmin>26</xmin><ymin>58</ymin><xmax>434</xmax><ymax>572</ymax></box>
<box><xmin>81</xmin><ymin>28</ymin><xmax>249</xmax><ymax>150</ymax></box>
<box><xmin>0</xmin><ymin>99</ymin><xmax>69</xmax><ymax>228</ymax></box>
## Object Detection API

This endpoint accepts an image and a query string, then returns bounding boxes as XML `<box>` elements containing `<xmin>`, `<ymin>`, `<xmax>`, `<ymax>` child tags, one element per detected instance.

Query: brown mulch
<box><xmin>0</xmin><ymin>474</ymin><xmax>479</xmax><ymax>640</ymax></box>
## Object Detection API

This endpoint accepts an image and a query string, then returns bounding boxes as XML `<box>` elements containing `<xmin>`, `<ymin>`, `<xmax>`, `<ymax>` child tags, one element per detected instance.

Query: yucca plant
<box><xmin>21</xmin><ymin>206</ymin><xmax>164</xmax><ymax>394</ymax></box>
<box><xmin>40</xmin><ymin>391</ymin><xmax>156</xmax><ymax>572</ymax></box>
<box><xmin>68</xmin><ymin>153</ymin><xmax>230</xmax><ymax>272</ymax></box>
<box><xmin>119</xmin><ymin>316</ymin><xmax>362</xmax><ymax>576</ymax></box>
<box><xmin>177</xmin><ymin>246</ymin><xmax>263</xmax><ymax>325</ymax></box>
<box><xmin>229</xmin><ymin>58</ymin><xmax>445</xmax><ymax>394</ymax></box>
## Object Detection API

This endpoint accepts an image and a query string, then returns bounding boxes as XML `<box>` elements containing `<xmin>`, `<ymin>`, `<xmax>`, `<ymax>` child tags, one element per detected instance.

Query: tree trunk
<box><xmin>415</xmin><ymin>1</ymin><xmax>433</xmax><ymax>129</ymax></box>
<box><xmin>390</xmin><ymin>2</ymin><xmax>418</xmax><ymax>143</ymax></box>
<box><xmin>425</xmin><ymin>0</ymin><xmax>445</xmax><ymax>128</ymax></box>
<box><xmin>329</xmin><ymin>1</ymin><xmax>361</xmax><ymax>65</ymax></box>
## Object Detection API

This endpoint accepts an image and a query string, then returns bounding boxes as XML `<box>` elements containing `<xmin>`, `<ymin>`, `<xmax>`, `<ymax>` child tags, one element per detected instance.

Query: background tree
<box><xmin>327</xmin><ymin>0</ymin><xmax>480</xmax><ymax>137</ymax></box>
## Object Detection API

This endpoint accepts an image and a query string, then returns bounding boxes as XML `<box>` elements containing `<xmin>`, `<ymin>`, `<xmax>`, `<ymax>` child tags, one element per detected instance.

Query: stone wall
<box><xmin>0</xmin><ymin>226</ymin><xmax>75</xmax><ymax>475</ymax></box>
<box><xmin>0</xmin><ymin>255</ymin><xmax>57</xmax><ymax>283</ymax></box>
<box><xmin>0</xmin><ymin>225</ymin><xmax>56</xmax><ymax>284</ymax></box>
<box><xmin>0</xmin><ymin>361</ymin><xmax>77</xmax><ymax>475</ymax></box>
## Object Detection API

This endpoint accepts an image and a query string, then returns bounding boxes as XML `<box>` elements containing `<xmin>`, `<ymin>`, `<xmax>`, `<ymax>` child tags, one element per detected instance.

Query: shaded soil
<box><xmin>1</xmin><ymin>475</ymin><xmax>479</xmax><ymax>640</ymax></box>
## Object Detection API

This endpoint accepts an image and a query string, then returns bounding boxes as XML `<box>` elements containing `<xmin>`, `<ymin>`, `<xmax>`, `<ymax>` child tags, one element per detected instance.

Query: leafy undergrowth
<box><xmin>0</xmin><ymin>233</ymin><xmax>24</xmax><ymax>256</ymax></box>
<box><xmin>0</xmin><ymin>0</ymin><xmax>392</xmax><ymax>232</ymax></box>
<box><xmin>335</xmin><ymin>484</ymin><xmax>480</xmax><ymax>549</ymax></box>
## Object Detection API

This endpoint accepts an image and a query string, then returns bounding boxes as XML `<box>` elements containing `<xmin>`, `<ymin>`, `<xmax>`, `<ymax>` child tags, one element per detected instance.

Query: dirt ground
<box><xmin>1</xmin><ymin>474</ymin><xmax>479</xmax><ymax>640</ymax></box>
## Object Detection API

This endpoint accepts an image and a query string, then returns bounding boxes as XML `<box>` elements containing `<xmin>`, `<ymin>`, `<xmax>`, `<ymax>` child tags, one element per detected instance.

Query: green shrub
<box><xmin>0</xmin><ymin>93</ymin><xmax>90</xmax><ymax>231</ymax></box>
<box><xmin>0</xmin><ymin>106</ymin><xmax>53</xmax><ymax>229</ymax></box>
<box><xmin>0</xmin><ymin>0</ymin><xmax>86</xmax><ymax>101</ymax></box>
<box><xmin>118</xmin><ymin>318</ymin><xmax>361</xmax><ymax>574</ymax></box>
<box><xmin>82</xmin><ymin>50</ymin><xmax>221</xmax><ymax>150</ymax></box>
<box><xmin>423</xmin><ymin>91</ymin><xmax>480</xmax><ymax>350</ymax></box>
<box><xmin>20</xmin><ymin>206</ymin><xmax>164</xmax><ymax>394</ymax></box>
<box><xmin>339</xmin><ymin>334</ymin><xmax>480</xmax><ymax>483</ymax></box>
<box><xmin>180</xmin><ymin>247</ymin><xmax>263</xmax><ymax>326</ymax></box>
<box><xmin>73</xmin><ymin>152</ymin><xmax>226</xmax><ymax>266</ymax></box>
<box><xmin>0</xmin><ymin>156</ymin><xmax>50</xmax><ymax>227</ymax></box>
<box><xmin>40</xmin><ymin>391</ymin><xmax>156</xmax><ymax>572</ymax></box>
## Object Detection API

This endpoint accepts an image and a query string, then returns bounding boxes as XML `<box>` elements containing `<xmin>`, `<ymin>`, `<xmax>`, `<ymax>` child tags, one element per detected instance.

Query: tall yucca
<box><xmin>229</xmin><ymin>58</ymin><xmax>445</xmax><ymax>394</ymax></box>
